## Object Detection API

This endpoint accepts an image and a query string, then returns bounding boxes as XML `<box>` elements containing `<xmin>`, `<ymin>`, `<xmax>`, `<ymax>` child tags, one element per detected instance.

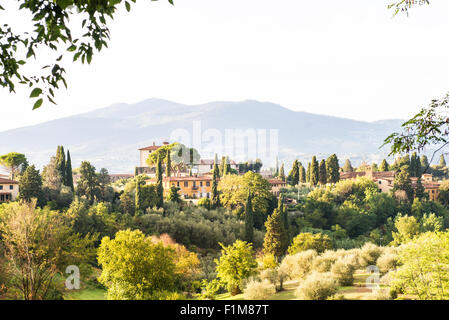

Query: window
<box><xmin>378</xmin><ymin>181</ymin><xmax>381</xmax><ymax>185</ymax></box>
<box><xmin>206</xmin><ymin>181</ymin><xmax>210</xmax><ymax>187</ymax></box>
<box><xmin>0</xmin><ymin>185</ymin><xmax>3</xmax><ymax>190</ymax></box>
<box><xmin>9</xmin><ymin>185</ymin><xmax>13</xmax><ymax>190</ymax></box>
<box><xmin>184</xmin><ymin>181</ymin><xmax>188</xmax><ymax>187</ymax></box>
<box><xmin>193</xmin><ymin>181</ymin><xmax>196</xmax><ymax>187</ymax></box>
<box><xmin>200</xmin><ymin>181</ymin><xmax>203</xmax><ymax>187</ymax></box>
<box><xmin>177</xmin><ymin>182</ymin><xmax>180</xmax><ymax>187</ymax></box>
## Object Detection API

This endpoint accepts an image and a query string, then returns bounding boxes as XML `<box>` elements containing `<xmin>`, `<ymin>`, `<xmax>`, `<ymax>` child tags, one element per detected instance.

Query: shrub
<box><xmin>279</xmin><ymin>250</ymin><xmax>317</xmax><ymax>280</ymax></box>
<box><xmin>295</xmin><ymin>272</ymin><xmax>338</xmax><ymax>300</ymax></box>
<box><xmin>198</xmin><ymin>198</ymin><xmax>211</xmax><ymax>210</ymax></box>
<box><xmin>259</xmin><ymin>267</ymin><xmax>289</xmax><ymax>291</ymax></box>
<box><xmin>288</xmin><ymin>232</ymin><xmax>332</xmax><ymax>255</ymax></box>
<box><xmin>330</xmin><ymin>256</ymin><xmax>356</xmax><ymax>286</ymax></box>
<box><xmin>243</xmin><ymin>279</ymin><xmax>276</xmax><ymax>300</ymax></box>
<box><xmin>312</xmin><ymin>250</ymin><xmax>339</xmax><ymax>272</ymax></box>
<box><xmin>377</xmin><ymin>248</ymin><xmax>400</xmax><ymax>274</ymax></box>
<box><xmin>199</xmin><ymin>279</ymin><xmax>223</xmax><ymax>300</ymax></box>
<box><xmin>359</xmin><ymin>242</ymin><xmax>383</xmax><ymax>267</ymax></box>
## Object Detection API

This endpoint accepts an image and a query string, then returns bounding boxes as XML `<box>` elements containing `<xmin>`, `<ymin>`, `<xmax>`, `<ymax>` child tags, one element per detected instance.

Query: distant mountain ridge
<box><xmin>0</xmin><ymin>99</ymin><xmax>404</xmax><ymax>173</ymax></box>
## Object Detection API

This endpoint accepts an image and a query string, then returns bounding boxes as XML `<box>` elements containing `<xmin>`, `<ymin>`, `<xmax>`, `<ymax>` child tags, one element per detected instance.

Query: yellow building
<box><xmin>0</xmin><ymin>177</ymin><xmax>19</xmax><ymax>202</ymax></box>
<box><xmin>147</xmin><ymin>175</ymin><xmax>214</xmax><ymax>199</ymax></box>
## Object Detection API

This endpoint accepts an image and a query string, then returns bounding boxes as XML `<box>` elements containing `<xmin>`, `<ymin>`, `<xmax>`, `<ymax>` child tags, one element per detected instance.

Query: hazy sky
<box><xmin>1</xmin><ymin>0</ymin><xmax>449</xmax><ymax>132</ymax></box>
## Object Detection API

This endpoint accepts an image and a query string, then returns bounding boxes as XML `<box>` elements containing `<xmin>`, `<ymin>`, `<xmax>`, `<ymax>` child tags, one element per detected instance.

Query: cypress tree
<box><xmin>289</xmin><ymin>160</ymin><xmax>299</xmax><ymax>186</ymax></box>
<box><xmin>439</xmin><ymin>154</ymin><xmax>447</xmax><ymax>167</ymax></box>
<box><xmin>319</xmin><ymin>159</ymin><xmax>327</xmax><ymax>185</ymax></box>
<box><xmin>410</xmin><ymin>152</ymin><xmax>418</xmax><ymax>177</ymax></box>
<box><xmin>223</xmin><ymin>156</ymin><xmax>229</xmax><ymax>176</ymax></box>
<box><xmin>343</xmin><ymin>159</ymin><xmax>354</xmax><ymax>172</ymax></box>
<box><xmin>326</xmin><ymin>154</ymin><xmax>340</xmax><ymax>183</ymax></box>
<box><xmin>421</xmin><ymin>155</ymin><xmax>430</xmax><ymax>173</ymax></box>
<box><xmin>166</xmin><ymin>151</ymin><xmax>171</xmax><ymax>177</ymax></box>
<box><xmin>306</xmin><ymin>162</ymin><xmax>311</xmax><ymax>183</ymax></box>
<box><xmin>65</xmin><ymin>150</ymin><xmax>74</xmax><ymax>191</ymax></box>
<box><xmin>263</xmin><ymin>207</ymin><xmax>289</xmax><ymax>261</ymax></box>
<box><xmin>135</xmin><ymin>176</ymin><xmax>142</xmax><ymax>215</ymax></box>
<box><xmin>244</xmin><ymin>191</ymin><xmax>254</xmax><ymax>243</ymax></box>
<box><xmin>415</xmin><ymin>178</ymin><xmax>425</xmax><ymax>200</ymax></box>
<box><xmin>156</xmin><ymin>153</ymin><xmax>163</xmax><ymax>208</ymax></box>
<box><xmin>310</xmin><ymin>156</ymin><xmax>319</xmax><ymax>186</ymax></box>
<box><xmin>220</xmin><ymin>156</ymin><xmax>226</xmax><ymax>177</ymax></box>
<box><xmin>279</xmin><ymin>163</ymin><xmax>285</xmax><ymax>182</ymax></box>
<box><xmin>299</xmin><ymin>163</ymin><xmax>306</xmax><ymax>183</ymax></box>
<box><xmin>415</xmin><ymin>155</ymin><xmax>422</xmax><ymax>177</ymax></box>
<box><xmin>18</xmin><ymin>165</ymin><xmax>45</xmax><ymax>206</ymax></box>
<box><xmin>55</xmin><ymin>146</ymin><xmax>66</xmax><ymax>184</ymax></box>
<box><xmin>379</xmin><ymin>159</ymin><xmax>389</xmax><ymax>172</ymax></box>
<box><xmin>211</xmin><ymin>154</ymin><xmax>220</xmax><ymax>208</ymax></box>
<box><xmin>278</xmin><ymin>194</ymin><xmax>289</xmax><ymax>242</ymax></box>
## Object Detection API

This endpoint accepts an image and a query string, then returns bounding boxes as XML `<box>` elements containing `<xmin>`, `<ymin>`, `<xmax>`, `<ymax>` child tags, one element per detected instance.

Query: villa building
<box><xmin>0</xmin><ymin>177</ymin><xmax>19</xmax><ymax>203</ymax></box>
<box><xmin>340</xmin><ymin>166</ymin><xmax>441</xmax><ymax>200</ymax></box>
<box><xmin>146</xmin><ymin>175</ymin><xmax>214</xmax><ymax>199</ymax></box>
<box><xmin>268</xmin><ymin>178</ymin><xmax>287</xmax><ymax>196</ymax></box>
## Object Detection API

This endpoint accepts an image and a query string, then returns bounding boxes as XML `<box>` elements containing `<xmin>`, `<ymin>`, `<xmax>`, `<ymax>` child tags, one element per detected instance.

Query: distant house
<box><xmin>340</xmin><ymin>166</ymin><xmax>441</xmax><ymax>200</ymax></box>
<box><xmin>0</xmin><ymin>177</ymin><xmax>19</xmax><ymax>202</ymax></box>
<box><xmin>268</xmin><ymin>178</ymin><xmax>287</xmax><ymax>196</ymax></box>
<box><xmin>135</xmin><ymin>141</ymin><xmax>170</xmax><ymax>176</ymax></box>
<box><xmin>146</xmin><ymin>175</ymin><xmax>213</xmax><ymax>199</ymax></box>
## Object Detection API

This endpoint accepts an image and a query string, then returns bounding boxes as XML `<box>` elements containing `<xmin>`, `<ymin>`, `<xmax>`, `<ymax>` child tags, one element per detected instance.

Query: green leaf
<box><xmin>30</xmin><ymin>88</ymin><xmax>42</xmax><ymax>98</ymax></box>
<box><xmin>33</xmin><ymin>98</ymin><xmax>43</xmax><ymax>110</ymax></box>
<box><xmin>125</xmin><ymin>1</ymin><xmax>131</xmax><ymax>12</ymax></box>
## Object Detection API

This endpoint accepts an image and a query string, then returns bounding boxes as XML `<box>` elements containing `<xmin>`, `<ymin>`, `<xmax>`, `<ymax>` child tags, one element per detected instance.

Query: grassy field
<box><xmin>64</xmin><ymin>288</ymin><xmax>107</xmax><ymax>300</ymax></box>
<box><xmin>63</xmin><ymin>270</ymin><xmax>379</xmax><ymax>300</ymax></box>
<box><xmin>213</xmin><ymin>270</ymin><xmax>376</xmax><ymax>301</ymax></box>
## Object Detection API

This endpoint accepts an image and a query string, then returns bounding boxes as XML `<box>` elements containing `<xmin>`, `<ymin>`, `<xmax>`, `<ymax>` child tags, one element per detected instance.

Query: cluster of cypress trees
<box><xmin>288</xmin><ymin>154</ymin><xmax>340</xmax><ymax>186</ymax></box>
<box><xmin>55</xmin><ymin>146</ymin><xmax>74</xmax><ymax>191</ymax></box>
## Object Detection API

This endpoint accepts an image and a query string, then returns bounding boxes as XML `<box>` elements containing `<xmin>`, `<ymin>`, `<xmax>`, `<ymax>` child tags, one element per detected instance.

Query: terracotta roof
<box><xmin>0</xmin><ymin>178</ymin><xmax>18</xmax><ymax>184</ymax></box>
<box><xmin>373</xmin><ymin>171</ymin><xmax>396</xmax><ymax>178</ymax></box>
<box><xmin>268</xmin><ymin>178</ymin><xmax>287</xmax><ymax>185</ymax></box>
<box><xmin>139</xmin><ymin>145</ymin><xmax>161</xmax><ymax>151</ymax></box>
<box><xmin>340</xmin><ymin>171</ymin><xmax>396</xmax><ymax>180</ymax></box>
<box><xmin>146</xmin><ymin>175</ymin><xmax>213</xmax><ymax>183</ymax></box>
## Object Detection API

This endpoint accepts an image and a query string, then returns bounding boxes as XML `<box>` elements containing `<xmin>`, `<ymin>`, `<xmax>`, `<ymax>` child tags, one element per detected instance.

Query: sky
<box><xmin>1</xmin><ymin>0</ymin><xmax>449</xmax><ymax>132</ymax></box>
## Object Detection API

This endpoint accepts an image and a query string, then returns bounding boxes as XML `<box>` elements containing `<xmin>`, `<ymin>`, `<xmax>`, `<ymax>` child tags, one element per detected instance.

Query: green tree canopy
<box><xmin>215</xmin><ymin>240</ymin><xmax>257</xmax><ymax>295</ymax></box>
<box><xmin>98</xmin><ymin>229</ymin><xmax>177</xmax><ymax>300</ymax></box>
<box><xmin>0</xmin><ymin>152</ymin><xmax>27</xmax><ymax>179</ymax></box>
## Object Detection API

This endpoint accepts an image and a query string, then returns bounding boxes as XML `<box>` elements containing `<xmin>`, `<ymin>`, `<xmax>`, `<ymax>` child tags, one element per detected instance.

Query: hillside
<box><xmin>0</xmin><ymin>99</ymin><xmax>403</xmax><ymax>173</ymax></box>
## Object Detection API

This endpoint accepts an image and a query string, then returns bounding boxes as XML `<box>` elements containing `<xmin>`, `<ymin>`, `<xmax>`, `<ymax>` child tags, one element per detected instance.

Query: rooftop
<box><xmin>0</xmin><ymin>178</ymin><xmax>18</xmax><ymax>184</ymax></box>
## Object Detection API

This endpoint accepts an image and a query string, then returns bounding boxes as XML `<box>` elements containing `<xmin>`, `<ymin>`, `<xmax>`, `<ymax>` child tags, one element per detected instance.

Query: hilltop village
<box><xmin>1</xmin><ymin>142</ymin><xmax>449</xmax><ymax>301</ymax></box>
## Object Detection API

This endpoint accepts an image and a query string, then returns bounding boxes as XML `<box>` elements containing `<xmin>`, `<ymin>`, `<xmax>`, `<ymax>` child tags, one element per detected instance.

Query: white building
<box><xmin>138</xmin><ymin>141</ymin><xmax>170</xmax><ymax>167</ymax></box>
<box><xmin>0</xmin><ymin>177</ymin><xmax>19</xmax><ymax>202</ymax></box>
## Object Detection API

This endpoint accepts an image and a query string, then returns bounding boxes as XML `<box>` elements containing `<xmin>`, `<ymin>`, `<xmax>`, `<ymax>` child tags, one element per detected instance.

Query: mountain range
<box><xmin>0</xmin><ymin>99</ymin><xmax>404</xmax><ymax>173</ymax></box>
